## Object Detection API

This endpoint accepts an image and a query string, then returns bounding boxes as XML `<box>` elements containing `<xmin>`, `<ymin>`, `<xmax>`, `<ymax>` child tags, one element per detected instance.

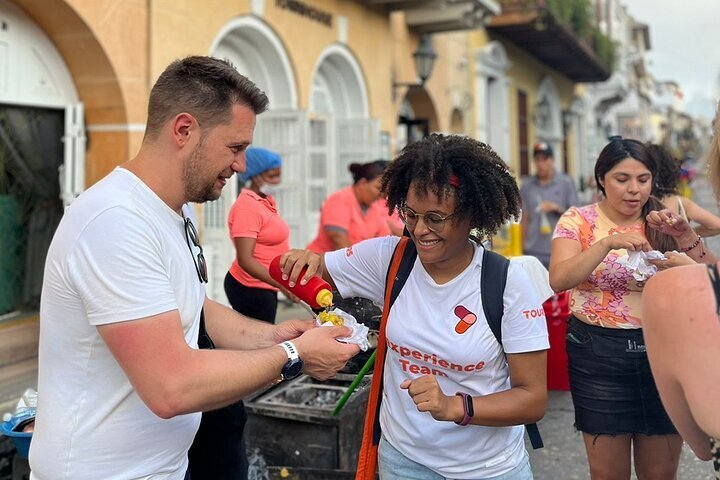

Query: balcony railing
<box><xmin>366</xmin><ymin>0</ymin><xmax>501</xmax><ymax>33</ymax></box>
<box><xmin>488</xmin><ymin>0</ymin><xmax>614</xmax><ymax>81</ymax></box>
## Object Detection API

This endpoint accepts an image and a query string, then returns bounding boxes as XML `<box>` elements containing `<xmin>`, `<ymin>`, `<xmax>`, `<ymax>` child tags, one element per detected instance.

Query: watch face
<box><xmin>282</xmin><ymin>358</ymin><xmax>303</xmax><ymax>380</ymax></box>
<box><xmin>464</xmin><ymin>394</ymin><xmax>474</xmax><ymax>417</ymax></box>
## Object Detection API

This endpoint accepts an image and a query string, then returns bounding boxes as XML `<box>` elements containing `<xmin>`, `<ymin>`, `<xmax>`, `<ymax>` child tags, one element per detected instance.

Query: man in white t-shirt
<box><xmin>29</xmin><ymin>56</ymin><xmax>359</xmax><ymax>480</ymax></box>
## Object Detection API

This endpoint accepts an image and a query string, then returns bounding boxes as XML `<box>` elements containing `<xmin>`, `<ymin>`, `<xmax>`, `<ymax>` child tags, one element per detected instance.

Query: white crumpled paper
<box><xmin>317</xmin><ymin>308</ymin><xmax>370</xmax><ymax>351</ymax></box>
<box><xmin>618</xmin><ymin>250</ymin><xmax>667</xmax><ymax>282</ymax></box>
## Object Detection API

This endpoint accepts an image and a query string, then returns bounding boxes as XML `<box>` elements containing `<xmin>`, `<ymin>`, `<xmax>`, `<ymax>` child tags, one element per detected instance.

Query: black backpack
<box><xmin>384</xmin><ymin>237</ymin><xmax>543</xmax><ymax>449</ymax></box>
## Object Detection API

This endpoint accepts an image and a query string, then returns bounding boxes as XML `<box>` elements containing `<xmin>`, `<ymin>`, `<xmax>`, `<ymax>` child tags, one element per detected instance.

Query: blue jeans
<box><xmin>378</xmin><ymin>436</ymin><xmax>533</xmax><ymax>480</ymax></box>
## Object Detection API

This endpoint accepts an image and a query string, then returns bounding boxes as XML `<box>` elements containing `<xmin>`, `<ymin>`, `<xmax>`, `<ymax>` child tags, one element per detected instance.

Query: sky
<box><xmin>623</xmin><ymin>0</ymin><xmax>720</xmax><ymax>118</ymax></box>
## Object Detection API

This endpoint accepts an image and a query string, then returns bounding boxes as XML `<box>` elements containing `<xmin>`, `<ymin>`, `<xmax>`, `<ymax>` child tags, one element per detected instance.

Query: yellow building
<box><xmin>465</xmin><ymin>2</ymin><xmax>610</xmax><ymax>255</ymax></box>
<box><xmin>0</xmin><ymin>0</ymin><xmax>614</xmax><ymax>417</ymax></box>
<box><xmin>0</xmin><ymin>0</ymin><xmax>498</xmax><ymax>309</ymax></box>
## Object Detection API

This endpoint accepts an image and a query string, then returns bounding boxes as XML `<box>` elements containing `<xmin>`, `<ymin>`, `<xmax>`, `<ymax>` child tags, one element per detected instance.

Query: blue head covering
<box><xmin>238</xmin><ymin>148</ymin><xmax>282</xmax><ymax>183</ymax></box>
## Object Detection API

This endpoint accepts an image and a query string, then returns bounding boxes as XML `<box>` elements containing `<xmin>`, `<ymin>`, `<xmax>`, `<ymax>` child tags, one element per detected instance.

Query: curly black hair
<box><xmin>380</xmin><ymin>134</ymin><xmax>521</xmax><ymax>239</ymax></box>
<box><xmin>646</xmin><ymin>143</ymin><xmax>680</xmax><ymax>196</ymax></box>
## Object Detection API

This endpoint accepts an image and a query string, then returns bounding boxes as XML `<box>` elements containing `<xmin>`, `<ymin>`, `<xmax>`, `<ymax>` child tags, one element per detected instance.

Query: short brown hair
<box><xmin>144</xmin><ymin>56</ymin><xmax>269</xmax><ymax>140</ymax></box>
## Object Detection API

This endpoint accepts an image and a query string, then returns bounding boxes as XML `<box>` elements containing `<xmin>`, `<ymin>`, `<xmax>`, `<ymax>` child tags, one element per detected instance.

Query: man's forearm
<box><xmin>203</xmin><ymin>297</ymin><xmax>278</xmax><ymax>350</ymax></box>
<box><xmin>150</xmin><ymin>346</ymin><xmax>288</xmax><ymax>417</ymax></box>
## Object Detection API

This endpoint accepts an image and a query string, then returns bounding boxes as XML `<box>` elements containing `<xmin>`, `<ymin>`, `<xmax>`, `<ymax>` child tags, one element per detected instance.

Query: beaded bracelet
<box><xmin>679</xmin><ymin>235</ymin><xmax>706</xmax><ymax>258</ymax></box>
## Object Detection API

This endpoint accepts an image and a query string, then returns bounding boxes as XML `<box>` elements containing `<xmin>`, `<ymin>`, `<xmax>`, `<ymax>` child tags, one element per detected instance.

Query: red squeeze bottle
<box><xmin>269</xmin><ymin>255</ymin><xmax>334</xmax><ymax>309</ymax></box>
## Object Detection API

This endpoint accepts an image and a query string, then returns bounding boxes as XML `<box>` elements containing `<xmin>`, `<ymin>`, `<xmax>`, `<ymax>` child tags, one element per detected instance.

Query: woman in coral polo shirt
<box><xmin>307</xmin><ymin>161</ymin><xmax>390</xmax><ymax>253</ymax></box>
<box><xmin>224</xmin><ymin>147</ymin><xmax>297</xmax><ymax>323</ymax></box>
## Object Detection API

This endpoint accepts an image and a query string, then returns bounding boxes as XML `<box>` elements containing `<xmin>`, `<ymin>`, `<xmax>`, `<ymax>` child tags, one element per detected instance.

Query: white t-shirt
<box><xmin>30</xmin><ymin>168</ymin><xmax>206</xmax><ymax>480</ymax></box>
<box><xmin>326</xmin><ymin>236</ymin><xmax>549</xmax><ymax>479</ymax></box>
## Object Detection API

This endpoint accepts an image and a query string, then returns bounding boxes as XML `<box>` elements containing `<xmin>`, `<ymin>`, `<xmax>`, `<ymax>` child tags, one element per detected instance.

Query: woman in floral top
<box><xmin>550</xmin><ymin>138</ymin><xmax>683</xmax><ymax>480</ymax></box>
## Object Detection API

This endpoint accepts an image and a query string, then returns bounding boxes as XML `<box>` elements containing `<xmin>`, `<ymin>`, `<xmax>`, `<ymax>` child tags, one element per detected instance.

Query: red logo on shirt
<box><xmin>522</xmin><ymin>309</ymin><xmax>545</xmax><ymax>319</ymax></box>
<box><xmin>454</xmin><ymin>305</ymin><xmax>477</xmax><ymax>334</ymax></box>
<box><xmin>345</xmin><ymin>246</ymin><xmax>354</xmax><ymax>257</ymax></box>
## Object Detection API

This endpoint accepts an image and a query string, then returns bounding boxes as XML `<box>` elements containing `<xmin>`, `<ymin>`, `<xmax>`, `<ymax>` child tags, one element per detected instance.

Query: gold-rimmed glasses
<box><xmin>398</xmin><ymin>204</ymin><xmax>455</xmax><ymax>234</ymax></box>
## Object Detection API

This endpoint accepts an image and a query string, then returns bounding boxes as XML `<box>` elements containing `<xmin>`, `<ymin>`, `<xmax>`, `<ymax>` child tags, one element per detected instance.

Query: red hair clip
<box><xmin>449</xmin><ymin>174</ymin><xmax>461</xmax><ymax>188</ymax></box>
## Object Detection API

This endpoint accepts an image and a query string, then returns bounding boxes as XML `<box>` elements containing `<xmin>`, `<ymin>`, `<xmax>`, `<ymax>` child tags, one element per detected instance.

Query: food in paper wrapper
<box><xmin>317</xmin><ymin>308</ymin><xmax>370</xmax><ymax>351</ymax></box>
<box><xmin>318</xmin><ymin>310</ymin><xmax>344</xmax><ymax>326</ymax></box>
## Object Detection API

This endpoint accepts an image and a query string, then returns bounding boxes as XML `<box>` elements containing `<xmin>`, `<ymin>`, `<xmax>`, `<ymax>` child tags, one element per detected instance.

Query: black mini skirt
<box><xmin>565</xmin><ymin>315</ymin><xmax>677</xmax><ymax>436</ymax></box>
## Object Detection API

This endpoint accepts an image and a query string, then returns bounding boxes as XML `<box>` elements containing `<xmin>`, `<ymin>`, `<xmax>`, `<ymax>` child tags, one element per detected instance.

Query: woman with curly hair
<box><xmin>280</xmin><ymin>134</ymin><xmax>548</xmax><ymax>479</ymax></box>
<box><xmin>550</xmin><ymin>137</ymin><xmax>682</xmax><ymax>480</ymax></box>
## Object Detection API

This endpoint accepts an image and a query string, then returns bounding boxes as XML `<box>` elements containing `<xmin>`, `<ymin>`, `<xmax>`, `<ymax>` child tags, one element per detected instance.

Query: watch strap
<box><xmin>454</xmin><ymin>392</ymin><xmax>474</xmax><ymax>426</ymax></box>
<box><xmin>279</xmin><ymin>341</ymin><xmax>299</xmax><ymax>361</ymax></box>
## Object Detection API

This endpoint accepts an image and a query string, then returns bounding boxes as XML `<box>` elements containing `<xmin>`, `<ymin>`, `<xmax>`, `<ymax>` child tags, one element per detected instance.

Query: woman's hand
<box><xmin>279</xmin><ymin>249</ymin><xmax>322</xmax><ymax>287</ymax></box>
<box><xmin>649</xmin><ymin>251</ymin><xmax>696</xmax><ymax>270</ymax></box>
<box><xmin>646</xmin><ymin>209</ymin><xmax>692</xmax><ymax>237</ymax></box>
<box><xmin>600</xmin><ymin>232</ymin><xmax>651</xmax><ymax>252</ymax></box>
<box><xmin>400</xmin><ymin>375</ymin><xmax>460</xmax><ymax>422</ymax></box>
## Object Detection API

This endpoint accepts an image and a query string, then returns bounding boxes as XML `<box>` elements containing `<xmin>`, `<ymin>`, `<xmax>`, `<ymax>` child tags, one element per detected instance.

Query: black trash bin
<box><xmin>244</xmin><ymin>374</ymin><xmax>371</xmax><ymax>480</ymax></box>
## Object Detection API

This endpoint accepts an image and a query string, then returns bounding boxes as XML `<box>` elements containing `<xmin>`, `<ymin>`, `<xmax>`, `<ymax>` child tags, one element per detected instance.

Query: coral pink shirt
<box><xmin>553</xmin><ymin>203</ymin><xmax>646</xmax><ymax>329</ymax></box>
<box><xmin>228</xmin><ymin>189</ymin><xmax>289</xmax><ymax>290</ymax></box>
<box><xmin>372</xmin><ymin>199</ymin><xmax>404</xmax><ymax>235</ymax></box>
<box><xmin>307</xmin><ymin>186</ymin><xmax>390</xmax><ymax>253</ymax></box>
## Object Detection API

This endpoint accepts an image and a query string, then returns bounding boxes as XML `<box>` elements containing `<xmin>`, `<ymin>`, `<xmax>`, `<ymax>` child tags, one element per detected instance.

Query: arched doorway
<box><xmin>475</xmin><ymin>41</ymin><xmax>511</xmax><ymax>161</ymax></box>
<box><xmin>535</xmin><ymin>76</ymin><xmax>564</xmax><ymax>171</ymax></box>
<box><xmin>204</xmin><ymin>16</ymin><xmax>299</xmax><ymax>302</ymax></box>
<box><xmin>0</xmin><ymin>0</ymin><xmax>82</xmax><ymax>314</ymax></box>
<box><xmin>305</xmin><ymin>44</ymin><xmax>378</xmax><ymax>245</ymax></box>
<box><xmin>397</xmin><ymin>86</ymin><xmax>439</xmax><ymax>152</ymax></box>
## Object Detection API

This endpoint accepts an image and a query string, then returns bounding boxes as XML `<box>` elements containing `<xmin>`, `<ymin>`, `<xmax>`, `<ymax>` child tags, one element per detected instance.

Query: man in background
<box><xmin>520</xmin><ymin>141</ymin><xmax>579</xmax><ymax>267</ymax></box>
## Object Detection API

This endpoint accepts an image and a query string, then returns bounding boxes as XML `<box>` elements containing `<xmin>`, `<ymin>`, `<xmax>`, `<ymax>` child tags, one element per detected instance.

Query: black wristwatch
<box><xmin>279</xmin><ymin>341</ymin><xmax>303</xmax><ymax>381</ymax></box>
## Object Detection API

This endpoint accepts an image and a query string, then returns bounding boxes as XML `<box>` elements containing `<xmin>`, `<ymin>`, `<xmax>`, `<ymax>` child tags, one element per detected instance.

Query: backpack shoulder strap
<box><xmin>480</xmin><ymin>248</ymin><xmax>510</xmax><ymax>345</ymax></box>
<box><xmin>355</xmin><ymin>236</ymin><xmax>416</xmax><ymax>480</ymax></box>
<box><xmin>386</xmin><ymin>237</ymin><xmax>418</xmax><ymax>306</ymax></box>
<box><xmin>480</xmin><ymin>249</ymin><xmax>544</xmax><ymax>450</ymax></box>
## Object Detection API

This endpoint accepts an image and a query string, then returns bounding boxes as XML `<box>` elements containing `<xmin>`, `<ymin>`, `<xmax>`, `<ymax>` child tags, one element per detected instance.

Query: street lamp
<box><xmin>535</xmin><ymin>95</ymin><xmax>551</xmax><ymax>129</ymax></box>
<box><xmin>393</xmin><ymin>34</ymin><xmax>437</xmax><ymax>99</ymax></box>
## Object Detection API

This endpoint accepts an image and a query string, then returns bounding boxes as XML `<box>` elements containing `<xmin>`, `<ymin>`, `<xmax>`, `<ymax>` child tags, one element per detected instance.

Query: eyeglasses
<box><xmin>398</xmin><ymin>205</ymin><xmax>455</xmax><ymax>233</ymax></box>
<box><xmin>184</xmin><ymin>216</ymin><xmax>208</xmax><ymax>284</ymax></box>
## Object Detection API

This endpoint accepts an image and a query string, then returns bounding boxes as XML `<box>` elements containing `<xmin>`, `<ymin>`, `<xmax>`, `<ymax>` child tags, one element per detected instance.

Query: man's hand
<box><xmin>400</xmin><ymin>375</ymin><xmax>460</xmax><ymax>422</ymax></box>
<box><xmin>272</xmin><ymin>319</ymin><xmax>316</xmax><ymax>344</ymax></box>
<box><xmin>539</xmin><ymin>201</ymin><xmax>561</xmax><ymax>214</ymax></box>
<box><xmin>293</xmin><ymin>325</ymin><xmax>359</xmax><ymax>380</ymax></box>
